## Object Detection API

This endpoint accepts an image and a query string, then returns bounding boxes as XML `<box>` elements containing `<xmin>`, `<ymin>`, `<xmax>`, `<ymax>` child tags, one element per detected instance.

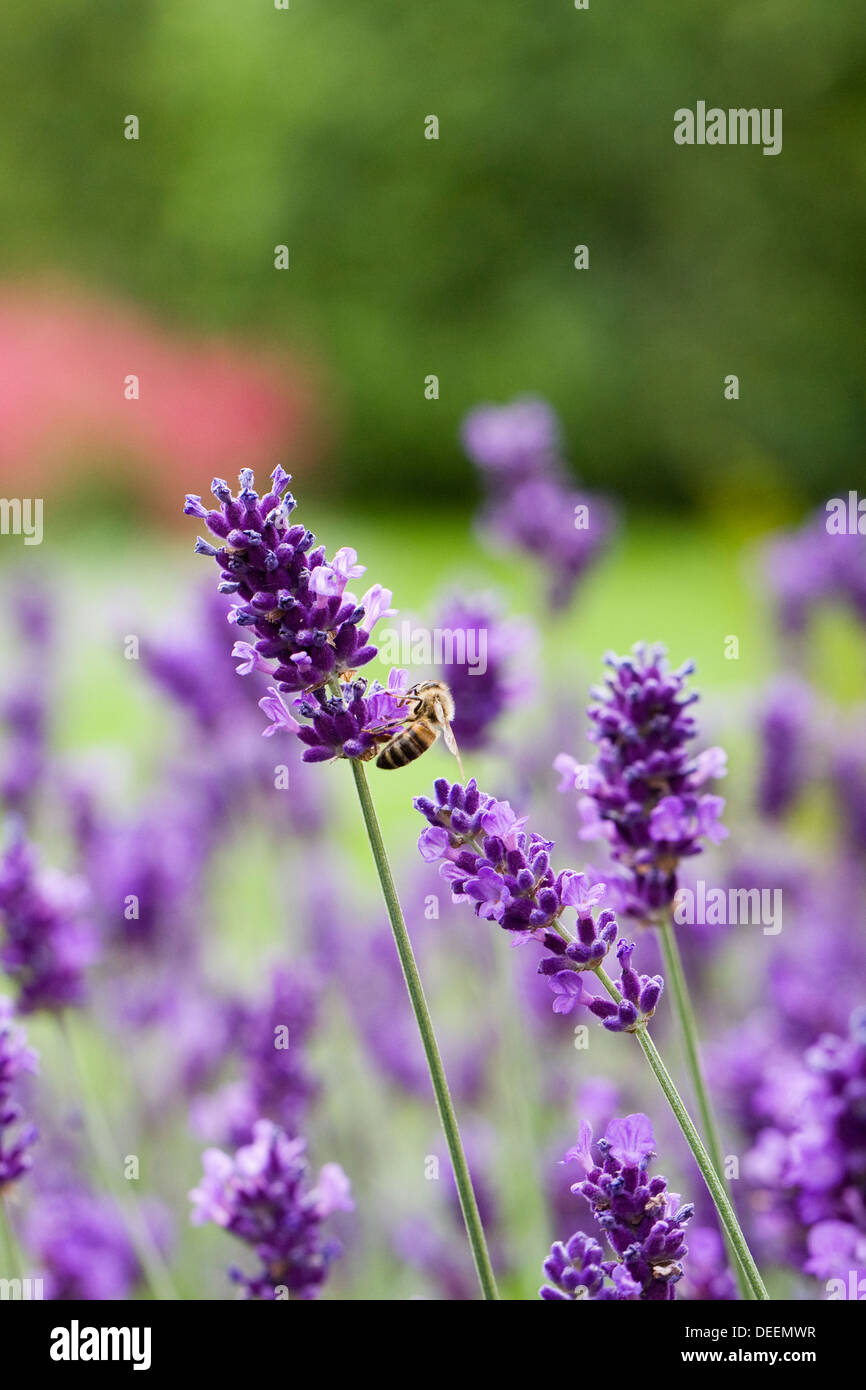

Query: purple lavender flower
<box><xmin>833</xmin><ymin>726</ymin><xmax>866</xmax><ymax>856</ymax></box>
<box><xmin>262</xmin><ymin>668</ymin><xmax>412</xmax><ymax>763</ymax></box>
<box><xmin>414</xmin><ymin>777</ymin><xmax>663</xmax><ymax>1028</ymax></box>
<box><xmin>25</xmin><ymin>1186</ymin><xmax>170</xmax><ymax>1300</ymax></box>
<box><xmin>337</xmin><ymin>909</ymin><xmax>490</xmax><ymax>1105</ymax></box>
<box><xmin>0</xmin><ymin>995</ymin><xmax>38</xmax><ymax>1190</ymax></box>
<box><xmin>432</xmin><ymin>593</ymin><xmax>533</xmax><ymax>751</ymax></box>
<box><xmin>541</xmin><ymin>1230</ymin><xmax>638</xmax><ymax>1300</ymax></box>
<box><xmin>0</xmin><ymin>832</ymin><xmax>98</xmax><ymax>1013</ymax></box>
<box><xmin>190</xmin><ymin>1120</ymin><xmax>353</xmax><ymax>1299</ymax></box>
<box><xmin>583</xmin><ymin>940</ymin><xmax>664</xmax><ymax>1034</ymax></box>
<box><xmin>678</xmin><ymin>1226</ymin><xmax>737</xmax><ymax>1301</ymax></box>
<box><xmin>557</xmin><ymin>644</ymin><xmax>728</xmax><ymax>917</ymax></box>
<box><xmin>462</xmin><ymin>397</ymin><xmax>614</xmax><ymax>610</ymax></box>
<box><xmin>755</xmin><ymin>677</ymin><xmax>814</xmax><ymax>820</ymax></box>
<box><xmin>190</xmin><ymin>967</ymin><xmax>320</xmax><ymax>1148</ymax></box>
<box><xmin>0</xmin><ymin>584</ymin><xmax>52</xmax><ymax>817</ymax></box>
<box><xmin>185</xmin><ymin>467</ymin><xmax>392</xmax><ymax>696</ymax></box>
<box><xmin>461</xmin><ymin>396</ymin><xmax>562</xmax><ymax>479</ymax></box>
<box><xmin>143</xmin><ymin>585</ymin><xmax>254</xmax><ymax>732</ymax></box>
<box><xmin>742</xmin><ymin>1008</ymin><xmax>866</xmax><ymax>1280</ymax></box>
<box><xmin>764</xmin><ymin>510</ymin><xmax>866</xmax><ymax>638</ymax></box>
<box><xmin>547</xmin><ymin>1113</ymin><xmax>694</xmax><ymax>1301</ymax></box>
<box><xmin>415</xmin><ymin>777</ymin><xmax>574</xmax><ymax>936</ymax></box>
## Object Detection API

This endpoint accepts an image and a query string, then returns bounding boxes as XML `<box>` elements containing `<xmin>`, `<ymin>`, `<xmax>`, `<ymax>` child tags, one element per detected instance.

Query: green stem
<box><xmin>594</xmin><ymin>965</ymin><xmax>769</xmax><ymax>1301</ymax></box>
<box><xmin>657</xmin><ymin>911</ymin><xmax>752</xmax><ymax>1300</ymax></box>
<box><xmin>59</xmin><ymin>1014</ymin><xmax>178</xmax><ymax>1301</ymax></box>
<box><xmin>0</xmin><ymin>1193</ymin><xmax>22</xmax><ymax>1282</ymax></box>
<box><xmin>347</xmin><ymin>755</ymin><xmax>500</xmax><ymax>1300</ymax></box>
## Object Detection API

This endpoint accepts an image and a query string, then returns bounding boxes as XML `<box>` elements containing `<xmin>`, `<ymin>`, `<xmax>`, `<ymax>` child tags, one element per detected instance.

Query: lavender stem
<box><xmin>593</xmin><ymin>965</ymin><xmax>769</xmax><ymax>1301</ymax></box>
<box><xmin>0</xmin><ymin>1194</ymin><xmax>22</xmax><ymax>1282</ymax></box>
<box><xmin>657</xmin><ymin>910</ymin><xmax>752</xmax><ymax>1299</ymax></box>
<box><xmin>347</xmin><ymin>755</ymin><xmax>500</xmax><ymax>1300</ymax></box>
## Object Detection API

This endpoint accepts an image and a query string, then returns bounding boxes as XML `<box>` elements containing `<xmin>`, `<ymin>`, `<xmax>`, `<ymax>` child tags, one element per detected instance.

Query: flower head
<box><xmin>555</xmin><ymin>1113</ymin><xmax>694</xmax><ymax>1300</ymax></box>
<box><xmin>0</xmin><ymin>995</ymin><xmax>38</xmax><ymax>1190</ymax></box>
<box><xmin>462</xmin><ymin>397</ymin><xmax>614</xmax><ymax>610</ymax></box>
<box><xmin>431</xmin><ymin>593</ymin><xmax>533</xmax><ymax>751</ymax></box>
<box><xmin>414</xmin><ymin>778</ymin><xmax>663</xmax><ymax>1027</ymax></box>
<box><xmin>185</xmin><ymin>467</ymin><xmax>392</xmax><ymax>696</ymax></box>
<box><xmin>0</xmin><ymin>832</ymin><xmax>97</xmax><ymax>1013</ymax></box>
<box><xmin>559</xmin><ymin>644</ymin><xmax>728</xmax><ymax>916</ymax></box>
<box><xmin>190</xmin><ymin>1119</ymin><xmax>352</xmax><ymax>1299</ymax></box>
<box><xmin>743</xmin><ymin>1008</ymin><xmax>866</xmax><ymax>1280</ymax></box>
<box><xmin>764</xmin><ymin>510</ymin><xmax>866</xmax><ymax>637</ymax></box>
<box><xmin>263</xmin><ymin>669</ymin><xmax>412</xmax><ymax>763</ymax></box>
<box><xmin>25</xmin><ymin>1185</ymin><xmax>170</xmax><ymax>1299</ymax></box>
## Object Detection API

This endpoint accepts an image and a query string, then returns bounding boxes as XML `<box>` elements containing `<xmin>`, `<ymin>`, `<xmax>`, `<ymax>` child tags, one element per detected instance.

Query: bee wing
<box><xmin>439</xmin><ymin>713</ymin><xmax>466</xmax><ymax>780</ymax></box>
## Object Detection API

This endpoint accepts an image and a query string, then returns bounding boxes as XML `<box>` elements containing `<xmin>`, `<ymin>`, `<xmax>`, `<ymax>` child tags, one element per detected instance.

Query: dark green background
<box><xmin>1</xmin><ymin>0</ymin><xmax>861</xmax><ymax>511</ymax></box>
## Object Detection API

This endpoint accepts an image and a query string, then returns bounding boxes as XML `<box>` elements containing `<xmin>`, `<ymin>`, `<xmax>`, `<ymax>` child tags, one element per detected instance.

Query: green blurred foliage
<box><xmin>0</xmin><ymin>0</ymin><xmax>863</xmax><ymax>509</ymax></box>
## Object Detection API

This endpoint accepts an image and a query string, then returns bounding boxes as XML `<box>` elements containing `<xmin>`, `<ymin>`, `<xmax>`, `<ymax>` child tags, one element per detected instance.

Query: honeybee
<box><xmin>376</xmin><ymin>680</ymin><xmax>464</xmax><ymax>777</ymax></box>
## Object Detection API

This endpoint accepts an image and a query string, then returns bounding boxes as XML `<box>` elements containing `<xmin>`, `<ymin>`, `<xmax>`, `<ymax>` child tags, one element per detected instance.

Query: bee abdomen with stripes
<box><xmin>376</xmin><ymin>722</ymin><xmax>437</xmax><ymax>769</ymax></box>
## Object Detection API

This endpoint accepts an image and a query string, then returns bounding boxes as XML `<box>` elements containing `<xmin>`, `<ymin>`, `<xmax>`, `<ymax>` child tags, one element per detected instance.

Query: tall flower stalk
<box><xmin>347</xmin><ymin>755</ymin><xmax>498</xmax><ymax>1299</ymax></box>
<box><xmin>185</xmin><ymin>467</ymin><xmax>499</xmax><ymax>1299</ymax></box>
<box><xmin>415</xmin><ymin>776</ymin><xmax>769</xmax><ymax>1300</ymax></box>
<box><xmin>557</xmin><ymin>644</ymin><xmax>753</xmax><ymax>1297</ymax></box>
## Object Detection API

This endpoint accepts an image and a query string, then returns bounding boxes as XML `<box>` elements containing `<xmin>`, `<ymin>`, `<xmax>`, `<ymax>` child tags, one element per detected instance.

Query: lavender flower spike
<box><xmin>0</xmin><ymin>831</ymin><xmax>98</xmax><ymax>1013</ymax></box>
<box><xmin>190</xmin><ymin>1119</ymin><xmax>352</xmax><ymax>1299</ymax></box>
<box><xmin>462</xmin><ymin>396</ymin><xmax>614</xmax><ymax>610</ymax></box>
<box><xmin>414</xmin><ymin>777</ymin><xmax>660</xmax><ymax>1026</ymax></box>
<box><xmin>185</xmin><ymin>467</ymin><xmax>393</xmax><ymax>696</ymax></box>
<box><xmin>542</xmin><ymin>1113</ymin><xmax>694</xmax><ymax>1301</ymax></box>
<box><xmin>183</xmin><ymin>471</ymin><xmax>500</xmax><ymax>1299</ymax></box>
<box><xmin>413</xmin><ymin>774</ymin><xmax>768</xmax><ymax>1300</ymax></box>
<box><xmin>557</xmin><ymin>643</ymin><xmax>728</xmax><ymax>917</ymax></box>
<box><xmin>0</xmin><ymin>995</ymin><xmax>38</xmax><ymax>1190</ymax></box>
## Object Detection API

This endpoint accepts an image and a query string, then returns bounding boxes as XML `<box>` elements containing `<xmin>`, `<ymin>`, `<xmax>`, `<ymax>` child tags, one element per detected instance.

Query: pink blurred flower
<box><xmin>0</xmin><ymin>280</ymin><xmax>324</xmax><ymax>519</ymax></box>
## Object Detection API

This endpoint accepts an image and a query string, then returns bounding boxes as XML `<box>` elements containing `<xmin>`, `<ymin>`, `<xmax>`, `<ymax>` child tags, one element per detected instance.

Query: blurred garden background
<box><xmin>0</xmin><ymin>2</ymin><xmax>864</xmax><ymax>1301</ymax></box>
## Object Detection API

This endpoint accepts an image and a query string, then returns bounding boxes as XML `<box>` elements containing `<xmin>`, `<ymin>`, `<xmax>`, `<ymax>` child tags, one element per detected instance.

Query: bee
<box><xmin>376</xmin><ymin>680</ymin><xmax>464</xmax><ymax>777</ymax></box>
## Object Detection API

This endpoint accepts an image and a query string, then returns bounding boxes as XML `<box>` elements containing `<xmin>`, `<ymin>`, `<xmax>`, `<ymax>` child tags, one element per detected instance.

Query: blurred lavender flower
<box><xmin>432</xmin><ymin>593</ymin><xmax>533</xmax><ymax>751</ymax></box>
<box><xmin>0</xmin><ymin>995</ymin><xmax>38</xmax><ymax>1190</ymax></box>
<box><xmin>194</xmin><ymin>967</ymin><xmax>320</xmax><ymax>1147</ymax></box>
<box><xmin>395</xmin><ymin>1123</ymin><xmax>508</xmax><ymax>1298</ymax></box>
<box><xmin>190</xmin><ymin>1119</ymin><xmax>352</xmax><ymax>1299</ymax></box>
<box><xmin>393</xmin><ymin>1217</ymin><xmax>482</xmax><ymax>1300</ymax></box>
<box><xmin>462</xmin><ymin>397</ymin><xmax>614</xmax><ymax>609</ymax></box>
<box><xmin>25</xmin><ymin>1186</ymin><xmax>170</xmax><ymax>1300</ymax></box>
<box><xmin>239</xmin><ymin>968</ymin><xmax>318</xmax><ymax>1136</ymax></box>
<box><xmin>678</xmin><ymin>1226</ymin><xmax>737</xmax><ymax>1301</ymax></box>
<box><xmin>338</xmin><ymin>917</ymin><xmax>489</xmax><ymax>1104</ymax></box>
<box><xmin>833</xmin><ymin>718</ymin><xmax>866</xmax><ymax>856</ymax></box>
<box><xmin>0</xmin><ymin>584</ymin><xmax>52</xmax><ymax>818</ymax></box>
<box><xmin>462</xmin><ymin>396</ymin><xmax>562</xmax><ymax>479</ymax></box>
<box><xmin>756</xmin><ymin>677</ymin><xmax>814</xmax><ymax>820</ymax></box>
<box><xmin>80</xmin><ymin>797</ymin><xmax>208</xmax><ymax>960</ymax></box>
<box><xmin>743</xmin><ymin>1008</ymin><xmax>866</xmax><ymax>1279</ymax></box>
<box><xmin>0</xmin><ymin>831</ymin><xmax>98</xmax><ymax>1013</ymax></box>
<box><xmin>185</xmin><ymin>467</ymin><xmax>392</xmax><ymax>696</ymax></box>
<box><xmin>764</xmin><ymin>510</ymin><xmax>866</xmax><ymax>638</ymax></box>
<box><xmin>543</xmin><ymin>1113</ymin><xmax>694</xmax><ymax>1300</ymax></box>
<box><xmin>556</xmin><ymin>644</ymin><xmax>727</xmax><ymax>918</ymax></box>
<box><xmin>144</xmin><ymin>584</ymin><xmax>252</xmax><ymax>732</ymax></box>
